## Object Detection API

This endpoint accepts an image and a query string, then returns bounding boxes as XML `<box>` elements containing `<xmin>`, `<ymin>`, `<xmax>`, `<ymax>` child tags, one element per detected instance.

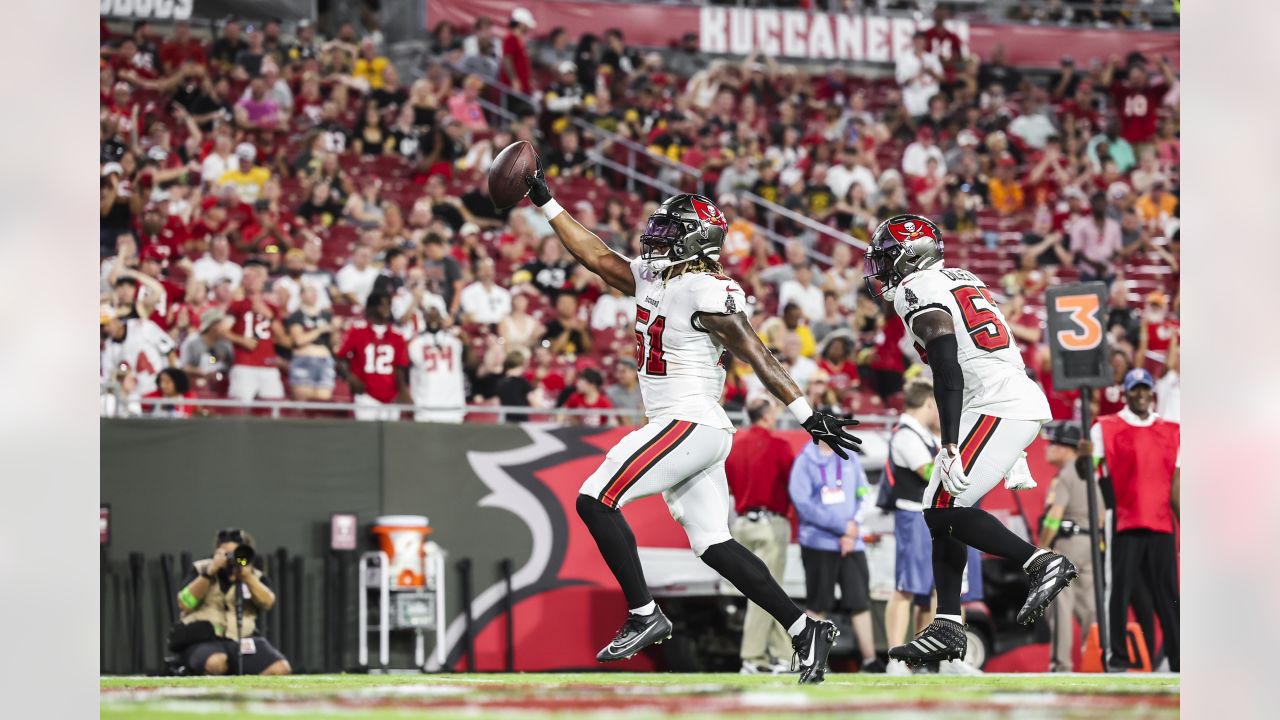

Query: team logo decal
<box><xmin>888</xmin><ymin>218</ymin><xmax>937</xmax><ymax>245</ymax></box>
<box><xmin>904</xmin><ymin>287</ymin><xmax>919</xmax><ymax>307</ymax></box>
<box><xmin>725</xmin><ymin>294</ymin><xmax>737</xmax><ymax>314</ymax></box>
<box><xmin>690</xmin><ymin>197</ymin><xmax>728</xmax><ymax>232</ymax></box>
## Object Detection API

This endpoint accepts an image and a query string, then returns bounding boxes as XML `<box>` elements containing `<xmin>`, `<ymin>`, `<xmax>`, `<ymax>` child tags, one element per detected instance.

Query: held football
<box><xmin>488</xmin><ymin>140</ymin><xmax>539</xmax><ymax>210</ymax></box>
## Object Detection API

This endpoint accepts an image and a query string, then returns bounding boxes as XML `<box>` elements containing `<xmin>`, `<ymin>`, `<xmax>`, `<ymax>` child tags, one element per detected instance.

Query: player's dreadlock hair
<box><xmin>661</xmin><ymin>256</ymin><xmax>726</xmax><ymax>281</ymax></box>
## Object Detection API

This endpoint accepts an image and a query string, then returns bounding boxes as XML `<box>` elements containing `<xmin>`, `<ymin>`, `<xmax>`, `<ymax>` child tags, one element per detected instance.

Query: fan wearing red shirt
<box><xmin>1136</xmin><ymin>291</ymin><xmax>1178</xmax><ymax>370</ymax></box>
<box><xmin>159</xmin><ymin>21</ymin><xmax>207</xmax><ymax>72</ymax></box>
<box><xmin>337</xmin><ymin>291</ymin><xmax>410</xmax><ymax>421</ymax></box>
<box><xmin>817</xmin><ymin>336</ymin><xmax>860</xmax><ymax>393</ymax></box>
<box><xmin>922</xmin><ymin>6</ymin><xmax>964</xmax><ymax>77</ymax></box>
<box><xmin>1103</xmin><ymin>56</ymin><xmax>1176</xmax><ymax>146</ymax></box>
<box><xmin>499</xmin><ymin>10</ymin><xmax>535</xmax><ymax>95</ymax></box>
<box><xmin>563</xmin><ymin>368</ymin><xmax>614</xmax><ymax>427</ymax></box>
<box><xmin>224</xmin><ymin>263</ymin><xmax>286</xmax><ymax>402</ymax></box>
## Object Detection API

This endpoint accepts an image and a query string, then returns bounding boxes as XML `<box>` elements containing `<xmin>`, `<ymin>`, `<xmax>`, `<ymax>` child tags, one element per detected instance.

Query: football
<box><xmin>488</xmin><ymin>140</ymin><xmax>539</xmax><ymax>210</ymax></box>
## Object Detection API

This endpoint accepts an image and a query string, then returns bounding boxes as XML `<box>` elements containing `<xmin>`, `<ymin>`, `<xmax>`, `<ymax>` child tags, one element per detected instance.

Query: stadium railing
<box><xmin>102</xmin><ymin>393</ymin><xmax>902</xmax><ymax>428</ymax></box>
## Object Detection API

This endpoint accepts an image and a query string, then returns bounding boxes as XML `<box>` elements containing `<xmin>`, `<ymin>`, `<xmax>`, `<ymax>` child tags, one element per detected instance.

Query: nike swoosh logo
<box><xmin>608</xmin><ymin>628</ymin><xmax>651</xmax><ymax>654</ymax></box>
<box><xmin>805</xmin><ymin>633</ymin><xmax>816</xmax><ymax>666</ymax></box>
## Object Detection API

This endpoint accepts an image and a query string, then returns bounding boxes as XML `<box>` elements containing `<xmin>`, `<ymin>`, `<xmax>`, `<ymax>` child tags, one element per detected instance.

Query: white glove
<box><xmin>936</xmin><ymin>447</ymin><xmax>971</xmax><ymax>496</ymax></box>
<box><xmin>1003</xmin><ymin>452</ymin><xmax>1037</xmax><ymax>491</ymax></box>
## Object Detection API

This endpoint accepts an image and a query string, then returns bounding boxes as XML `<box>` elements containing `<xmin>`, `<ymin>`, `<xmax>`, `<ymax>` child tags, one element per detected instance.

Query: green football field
<box><xmin>101</xmin><ymin>672</ymin><xmax>1180</xmax><ymax>719</ymax></box>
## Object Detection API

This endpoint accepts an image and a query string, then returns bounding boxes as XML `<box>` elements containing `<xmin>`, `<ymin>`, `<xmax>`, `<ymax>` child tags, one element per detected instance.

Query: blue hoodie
<box><xmin>788</xmin><ymin>442</ymin><xmax>871</xmax><ymax>552</ymax></box>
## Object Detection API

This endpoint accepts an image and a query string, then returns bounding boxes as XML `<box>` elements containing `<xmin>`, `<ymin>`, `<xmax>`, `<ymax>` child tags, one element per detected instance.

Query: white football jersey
<box><xmin>406</xmin><ymin>331</ymin><xmax>466</xmax><ymax>423</ymax></box>
<box><xmin>101</xmin><ymin>318</ymin><xmax>175</xmax><ymax>396</ymax></box>
<box><xmin>630</xmin><ymin>258</ymin><xmax>747</xmax><ymax>430</ymax></box>
<box><xmin>893</xmin><ymin>267</ymin><xmax>1050</xmax><ymax>421</ymax></box>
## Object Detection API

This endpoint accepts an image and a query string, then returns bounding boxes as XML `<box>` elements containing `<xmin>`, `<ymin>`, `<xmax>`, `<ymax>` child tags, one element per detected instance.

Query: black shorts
<box><xmin>183</xmin><ymin>636</ymin><xmax>287</xmax><ymax>675</ymax></box>
<box><xmin>801</xmin><ymin>546</ymin><xmax>871</xmax><ymax>614</ymax></box>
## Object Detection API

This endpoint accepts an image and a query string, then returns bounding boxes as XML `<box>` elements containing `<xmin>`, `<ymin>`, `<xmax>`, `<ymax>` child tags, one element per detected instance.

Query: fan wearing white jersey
<box><xmin>523</xmin><ymin>167</ymin><xmax>859</xmax><ymax>685</ymax></box>
<box><xmin>407</xmin><ymin>306</ymin><xmax>467</xmax><ymax>423</ymax></box>
<box><xmin>861</xmin><ymin>214</ymin><xmax>1077</xmax><ymax>668</ymax></box>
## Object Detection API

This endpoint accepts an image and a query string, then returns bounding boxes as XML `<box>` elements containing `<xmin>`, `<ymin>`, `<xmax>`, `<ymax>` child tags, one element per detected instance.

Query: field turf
<box><xmin>101</xmin><ymin>672</ymin><xmax>1179</xmax><ymax>719</ymax></box>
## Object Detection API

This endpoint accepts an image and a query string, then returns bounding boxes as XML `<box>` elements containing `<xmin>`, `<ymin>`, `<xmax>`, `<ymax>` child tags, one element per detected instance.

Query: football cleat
<box><xmin>792</xmin><ymin>617</ymin><xmax>839</xmax><ymax>684</ymax></box>
<box><xmin>595</xmin><ymin>607</ymin><xmax>673</xmax><ymax>662</ymax></box>
<box><xmin>1018</xmin><ymin>552</ymin><xmax>1078</xmax><ymax>625</ymax></box>
<box><xmin>888</xmin><ymin>618</ymin><xmax>968</xmax><ymax>666</ymax></box>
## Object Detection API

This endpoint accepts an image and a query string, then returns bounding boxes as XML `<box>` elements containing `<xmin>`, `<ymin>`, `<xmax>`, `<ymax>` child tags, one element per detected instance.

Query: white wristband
<box><xmin>787</xmin><ymin>397</ymin><xmax>814</xmax><ymax>424</ymax></box>
<box><xmin>541</xmin><ymin>198</ymin><xmax>564</xmax><ymax>221</ymax></box>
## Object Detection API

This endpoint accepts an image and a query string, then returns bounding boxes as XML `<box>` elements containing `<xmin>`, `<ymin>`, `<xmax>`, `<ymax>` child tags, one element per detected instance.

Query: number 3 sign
<box><xmin>1046</xmin><ymin>283</ymin><xmax>1111</xmax><ymax>391</ymax></box>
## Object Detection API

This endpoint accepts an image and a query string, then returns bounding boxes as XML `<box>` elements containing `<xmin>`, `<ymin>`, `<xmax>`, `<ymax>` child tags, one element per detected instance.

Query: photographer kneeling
<box><xmin>171</xmin><ymin>529</ymin><xmax>291</xmax><ymax>675</ymax></box>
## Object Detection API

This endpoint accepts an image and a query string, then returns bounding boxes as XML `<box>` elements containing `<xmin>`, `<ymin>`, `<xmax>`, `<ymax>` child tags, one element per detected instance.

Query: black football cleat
<box><xmin>595</xmin><ymin>607</ymin><xmax>673</xmax><ymax>662</ymax></box>
<box><xmin>792</xmin><ymin>617</ymin><xmax>839</xmax><ymax>684</ymax></box>
<box><xmin>888</xmin><ymin>618</ymin><xmax>968</xmax><ymax>667</ymax></box>
<box><xmin>1018</xmin><ymin>552</ymin><xmax>1078</xmax><ymax>625</ymax></box>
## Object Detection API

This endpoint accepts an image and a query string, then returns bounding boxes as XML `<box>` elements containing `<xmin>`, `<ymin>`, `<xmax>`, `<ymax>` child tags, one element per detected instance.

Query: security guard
<box><xmin>1039</xmin><ymin>421</ymin><xmax>1102</xmax><ymax>673</ymax></box>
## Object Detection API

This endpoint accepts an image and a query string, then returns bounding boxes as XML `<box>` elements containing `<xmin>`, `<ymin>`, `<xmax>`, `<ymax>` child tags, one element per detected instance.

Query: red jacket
<box><xmin>725</xmin><ymin>425</ymin><xmax>795</xmax><ymax>516</ymax></box>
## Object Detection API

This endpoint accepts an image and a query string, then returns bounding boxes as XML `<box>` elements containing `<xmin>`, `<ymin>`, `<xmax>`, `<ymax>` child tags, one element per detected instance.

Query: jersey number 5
<box><xmin>634</xmin><ymin>306</ymin><xmax>667</xmax><ymax>375</ymax></box>
<box><xmin>950</xmin><ymin>286</ymin><xmax>1011</xmax><ymax>352</ymax></box>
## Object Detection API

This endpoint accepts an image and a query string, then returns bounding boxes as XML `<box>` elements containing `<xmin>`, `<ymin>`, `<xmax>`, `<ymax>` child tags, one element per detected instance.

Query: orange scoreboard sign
<box><xmin>1046</xmin><ymin>283</ymin><xmax>1111</xmax><ymax>391</ymax></box>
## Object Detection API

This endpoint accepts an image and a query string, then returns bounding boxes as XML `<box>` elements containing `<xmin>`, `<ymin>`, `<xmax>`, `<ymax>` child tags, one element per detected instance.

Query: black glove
<box><xmin>524</xmin><ymin>160</ymin><xmax>553</xmax><ymax>207</ymax></box>
<box><xmin>802</xmin><ymin>411</ymin><xmax>862</xmax><ymax>460</ymax></box>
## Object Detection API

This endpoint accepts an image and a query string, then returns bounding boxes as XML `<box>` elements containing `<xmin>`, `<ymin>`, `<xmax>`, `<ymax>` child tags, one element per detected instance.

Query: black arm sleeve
<box><xmin>926</xmin><ymin>333</ymin><xmax>964</xmax><ymax>446</ymax></box>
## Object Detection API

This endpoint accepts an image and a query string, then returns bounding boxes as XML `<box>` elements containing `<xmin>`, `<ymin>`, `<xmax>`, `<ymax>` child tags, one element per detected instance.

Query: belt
<box><xmin>1060</xmin><ymin>520</ymin><xmax>1092</xmax><ymax>536</ymax></box>
<box><xmin>743</xmin><ymin>508</ymin><xmax>782</xmax><ymax>522</ymax></box>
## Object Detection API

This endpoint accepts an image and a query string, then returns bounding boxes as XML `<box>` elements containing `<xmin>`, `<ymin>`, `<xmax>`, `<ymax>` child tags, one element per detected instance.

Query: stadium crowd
<box><xmin>99</xmin><ymin>7</ymin><xmax>1180</xmax><ymax>425</ymax></box>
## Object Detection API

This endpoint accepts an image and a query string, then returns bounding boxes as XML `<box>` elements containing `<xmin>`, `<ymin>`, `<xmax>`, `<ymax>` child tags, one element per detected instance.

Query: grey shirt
<box><xmin>180</xmin><ymin>333</ymin><xmax>235</xmax><ymax>375</ymax></box>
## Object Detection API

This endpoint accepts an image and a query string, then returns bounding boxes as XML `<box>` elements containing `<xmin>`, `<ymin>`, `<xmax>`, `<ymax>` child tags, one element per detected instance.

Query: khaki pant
<box><xmin>731</xmin><ymin>514</ymin><xmax>792</xmax><ymax>663</ymax></box>
<box><xmin>1048</xmin><ymin>533</ymin><xmax>1097</xmax><ymax>672</ymax></box>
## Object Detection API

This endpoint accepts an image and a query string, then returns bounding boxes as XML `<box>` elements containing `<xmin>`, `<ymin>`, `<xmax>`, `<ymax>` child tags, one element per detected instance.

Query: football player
<box><xmin>863</xmin><ymin>214</ymin><xmax>1078</xmax><ymax>667</ymax></box>
<box><xmin>523</xmin><ymin>169</ymin><xmax>860</xmax><ymax>684</ymax></box>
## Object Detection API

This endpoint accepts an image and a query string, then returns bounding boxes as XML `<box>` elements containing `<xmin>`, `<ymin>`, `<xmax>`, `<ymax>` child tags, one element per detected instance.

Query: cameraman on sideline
<box><xmin>172</xmin><ymin>529</ymin><xmax>291</xmax><ymax>675</ymax></box>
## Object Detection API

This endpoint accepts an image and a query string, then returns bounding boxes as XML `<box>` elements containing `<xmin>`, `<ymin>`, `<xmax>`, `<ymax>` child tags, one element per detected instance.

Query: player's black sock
<box><xmin>700</xmin><ymin>539</ymin><xmax>804</xmax><ymax>630</ymax></box>
<box><xmin>575</xmin><ymin>494</ymin><xmax>653</xmax><ymax>610</ymax></box>
<box><xmin>925</xmin><ymin>507</ymin><xmax>1037</xmax><ymax>566</ymax></box>
<box><xmin>929</xmin><ymin>531</ymin><xmax>970</xmax><ymax>617</ymax></box>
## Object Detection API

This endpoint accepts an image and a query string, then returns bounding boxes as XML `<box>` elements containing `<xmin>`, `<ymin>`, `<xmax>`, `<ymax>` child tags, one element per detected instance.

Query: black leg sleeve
<box><xmin>930</xmin><ymin>531</ymin><xmax>970</xmax><ymax>617</ymax></box>
<box><xmin>925</xmin><ymin>506</ymin><xmax>1038</xmax><ymax>566</ymax></box>
<box><xmin>576</xmin><ymin>494</ymin><xmax>652</xmax><ymax>610</ymax></box>
<box><xmin>701</xmin><ymin>539</ymin><xmax>804</xmax><ymax>630</ymax></box>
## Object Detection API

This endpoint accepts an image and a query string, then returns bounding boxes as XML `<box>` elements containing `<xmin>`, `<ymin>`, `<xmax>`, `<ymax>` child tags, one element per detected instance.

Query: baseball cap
<box><xmin>101</xmin><ymin>162</ymin><xmax>124</xmax><ymax>177</ymax></box>
<box><xmin>459</xmin><ymin>222</ymin><xmax>481</xmax><ymax>237</ymax></box>
<box><xmin>557</xmin><ymin>60</ymin><xmax>576</xmax><ymax>75</ymax></box>
<box><xmin>139</xmin><ymin>244</ymin><xmax>169</xmax><ymax>263</ymax></box>
<box><xmin>235</xmin><ymin>142</ymin><xmax>257</xmax><ymax>162</ymax></box>
<box><xmin>1042</xmin><ymin>420</ymin><xmax>1083</xmax><ymax>448</ymax></box>
<box><xmin>199</xmin><ymin>308</ymin><xmax>225</xmax><ymax>334</ymax></box>
<box><xmin>1122</xmin><ymin>368</ymin><xmax>1155</xmax><ymax>392</ymax></box>
<box><xmin>511</xmin><ymin>7</ymin><xmax>537</xmax><ymax>28</ymax></box>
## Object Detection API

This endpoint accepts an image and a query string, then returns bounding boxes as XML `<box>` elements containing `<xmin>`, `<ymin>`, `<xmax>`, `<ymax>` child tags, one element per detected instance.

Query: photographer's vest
<box><xmin>886</xmin><ymin>418</ymin><xmax>938</xmax><ymax>509</ymax></box>
<box><xmin>181</xmin><ymin>558</ymin><xmax>262</xmax><ymax>638</ymax></box>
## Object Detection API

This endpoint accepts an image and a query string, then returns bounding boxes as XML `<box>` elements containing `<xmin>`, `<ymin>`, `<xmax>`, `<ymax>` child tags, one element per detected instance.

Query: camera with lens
<box><xmin>216</xmin><ymin>527</ymin><xmax>257</xmax><ymax>579</ymax></box>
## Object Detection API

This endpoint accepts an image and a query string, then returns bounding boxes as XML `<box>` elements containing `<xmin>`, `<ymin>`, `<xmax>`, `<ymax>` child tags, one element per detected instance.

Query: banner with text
<box><xmin>427</xmin><ymin>0</ymin><xmax>1179</xmax><ymax>70</ymax></box>
<box><xmin>100</xmin><ymin>0</ymin><xmax>315</xmax><ymax>23</ymax></box>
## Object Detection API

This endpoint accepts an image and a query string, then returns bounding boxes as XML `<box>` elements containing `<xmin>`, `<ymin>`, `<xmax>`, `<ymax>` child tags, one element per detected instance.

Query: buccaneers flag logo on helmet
<box><xmin>690</xmin><ymin>196</ymin><xmax>728</xmax><ymax>233</ymax></box>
